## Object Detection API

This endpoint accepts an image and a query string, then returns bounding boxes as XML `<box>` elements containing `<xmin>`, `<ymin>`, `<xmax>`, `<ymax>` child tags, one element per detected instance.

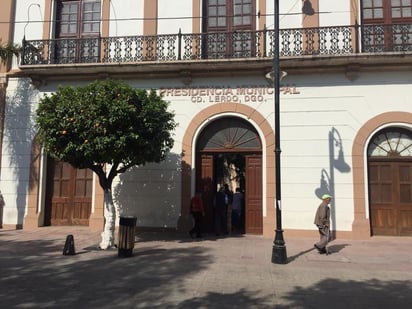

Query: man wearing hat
<box><xmin>313</xmin><ymin>194</ymin><xmax>332</xmax><ymax>254</ymax></box>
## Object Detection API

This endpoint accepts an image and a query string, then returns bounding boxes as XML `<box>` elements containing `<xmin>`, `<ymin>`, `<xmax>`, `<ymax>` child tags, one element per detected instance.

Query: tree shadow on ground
<box><xmin>0</xmin><ymin>236</ymin><xmax>270</xmax><ymax>308</ymax></box>
<box><xmin>173</xmin><ymin>290</ymin><xmax>273</xmax><ymax>309</ymax></box>
<box><xmin>276</xmin><ymin>278</ymin><xmax>412</xmax><ymax>309</ymax></box>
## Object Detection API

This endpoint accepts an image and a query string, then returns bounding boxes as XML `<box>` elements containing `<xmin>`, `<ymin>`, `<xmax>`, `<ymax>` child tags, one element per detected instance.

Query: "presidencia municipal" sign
<box><xmin>159</xmin><ymin>85</ymin><xmax>300</xmax><ymax>104</ymax></box>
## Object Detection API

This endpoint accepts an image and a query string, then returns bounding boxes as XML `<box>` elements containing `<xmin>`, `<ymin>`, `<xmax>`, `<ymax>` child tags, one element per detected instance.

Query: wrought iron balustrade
<box><xmin>361</xmin><ymin>23</ymin><xmax>412</xmax><ymax>52</ymax></box>
<box><xmin>20</xmin><ymin>23</ymin><xmax>412</xmax><ymax>66</ymax></box>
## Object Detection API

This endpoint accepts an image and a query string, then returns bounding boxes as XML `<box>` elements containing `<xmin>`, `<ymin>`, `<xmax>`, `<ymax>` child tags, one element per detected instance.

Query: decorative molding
<box><xmin>180</xmin><ymin>70</ymin><xmax>192</xmax><ymax>85</ymax></box>
<box><xmin>345</xmin><ymin>63</ymin><xmax>360</xmax><ymax>81</ymax></box>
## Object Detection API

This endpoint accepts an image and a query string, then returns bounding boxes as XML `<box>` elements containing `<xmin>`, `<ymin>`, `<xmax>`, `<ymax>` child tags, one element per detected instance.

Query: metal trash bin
<box><xmin>118</xmin><ymin>216</ymin><xmax>137</xmax><ymax>258</ymax></box>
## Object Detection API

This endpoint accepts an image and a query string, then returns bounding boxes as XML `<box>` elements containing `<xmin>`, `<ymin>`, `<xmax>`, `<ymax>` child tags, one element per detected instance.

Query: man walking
<box><xmin>314</xmin><ymin>194</ymin><xmax>331</xmax><ymax>254</ymax></box>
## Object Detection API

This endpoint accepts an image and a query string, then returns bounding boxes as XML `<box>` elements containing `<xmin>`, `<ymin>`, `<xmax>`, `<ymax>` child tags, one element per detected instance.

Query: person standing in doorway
<box><xmin>214</xmin><ymin>186</ymin><xmax>227</xmax><ymax>236</ymax></box>
<box><xmin>189</xmin><ymin>191</ymin><xmax>205</xmax><ymax>239</ymax></box>
<box><xmin>313</xmin><ymin>194</ymin><xmax>331</xmax><ymax>254</ymax></box>
<box><xmin>231</xmin><ymin>187</ymin><xmax>244</xmax><ymax>233</ymax></box>
<box><xmin>224</xmin><ymin>184</ymin><xmax>233</xmax><ymax>234</ymax></box>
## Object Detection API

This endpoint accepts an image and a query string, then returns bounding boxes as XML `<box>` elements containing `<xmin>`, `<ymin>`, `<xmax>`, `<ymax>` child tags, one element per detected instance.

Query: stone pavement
<box><xmin>0</xmin><ymin>226</ymin><xmax>411</xmax><ymax>309</ymax></box>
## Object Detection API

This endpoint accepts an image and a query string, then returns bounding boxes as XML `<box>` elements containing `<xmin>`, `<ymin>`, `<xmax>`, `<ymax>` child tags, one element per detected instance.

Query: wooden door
<box><xmin>369</xmin><ymin>160</ymin><xmax>412</xmax><ymax>236</ymax></box>
<box><xmin>399</xmin><ymin>162</ymin><xmax>412</xmax><ymax>236</ymax></box>
<box><xmin>245</xmin><ymin>155</ymin><xmax>262</xmax><ymax>234</ymax></box>
<box><xmin>198</xmin><ymin>154</ymin><xmax>215</xmax><ymax>232</ymax></box>
<box><xmin>45</xmin><ymin>159</ymin><xmax>93</xmax><ymax>226</ymax></box>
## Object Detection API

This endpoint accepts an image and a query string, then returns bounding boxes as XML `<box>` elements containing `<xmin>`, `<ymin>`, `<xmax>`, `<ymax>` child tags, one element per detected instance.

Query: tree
<box><xmin>36</xmin><ymin>79</ymin><xmax>177</xmax><ymax>249</ymax></box>
<box><xmin>0</xmin><ymin>40</ymin><xmax>20</xmax><ymax>64</ymax></box>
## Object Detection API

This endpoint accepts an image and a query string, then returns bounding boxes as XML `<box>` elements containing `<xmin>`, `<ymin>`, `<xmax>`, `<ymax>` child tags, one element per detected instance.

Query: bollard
<box><xmin>63</xmin><ymin>234</ymin><xmax>76</xmax><ymax>255</ymax></box>
<box><xmin>118</xmin><ymin>216</ymin><xmax>137</xmax><ymax>258</ymax></box>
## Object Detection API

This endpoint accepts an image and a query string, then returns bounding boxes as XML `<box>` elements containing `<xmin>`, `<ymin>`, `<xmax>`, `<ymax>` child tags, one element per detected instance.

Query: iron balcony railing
<box><xmin>21</xmin><ymin>23</ymin><xmax>412</xmax><ymax>66</ymax></box>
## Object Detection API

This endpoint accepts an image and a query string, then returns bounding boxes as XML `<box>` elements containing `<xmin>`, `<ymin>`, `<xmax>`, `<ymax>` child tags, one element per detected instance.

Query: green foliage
<box><xmin>36</xmin><ymin>79</ymin><xmax>177</xmax><ymax>176</ymax></box>
<box><xmin>0</xmin><ymin>40</ymin><xmax>21</xmax><ymax>64</ymax></box>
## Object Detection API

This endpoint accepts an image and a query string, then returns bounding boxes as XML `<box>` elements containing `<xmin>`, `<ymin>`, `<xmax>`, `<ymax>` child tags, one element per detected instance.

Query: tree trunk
<box><xmin>99</xmin><ymin>189</ymin><xmax>116</xmax><ymax>249</ymax></box>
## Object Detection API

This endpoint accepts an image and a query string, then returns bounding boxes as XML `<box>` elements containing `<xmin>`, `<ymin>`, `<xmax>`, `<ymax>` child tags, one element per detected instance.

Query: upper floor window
<box><xmin>361</xmin><ymin>0</ymin><xmax>412</xmax><ymax>52</ymax></box>
<box><xmin>56</xmin><ymin>0</ymin><xmax>101</xmax><ymax>38</ymax></box>
<box><xmin>54</xmin><ymin>0</ymin><xmax>101</xmax><ymax>63</ymax></box>
<box><xmin>203</xmin><ymin>0</ymin><xmax>256</xmax><ymax>58</ymax></box>
<box><xmin>207</xmin><ymin>0</ymin><xmax>254</xmax><ymax>30</ymax></box>
<box><xmin>362</xmin><ymin>0</ymin><xmax>412</xmax><ymax>23</ymax></box>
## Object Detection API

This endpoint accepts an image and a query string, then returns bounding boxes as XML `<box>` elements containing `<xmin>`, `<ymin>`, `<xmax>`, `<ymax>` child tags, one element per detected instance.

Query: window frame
<box><xmin>361</xmin><ymin>0</ymin><xmax>412</xmax><ymax>52</ymax></box>
<box><xmin>202</xmin><ymin>0</ymin><xmax>256</xmax><ymax>59</ymax></box>
<box><xmin>54</xmin><ymin>0</ymin><xmax>102</xmax><ymax>63</ymax></box>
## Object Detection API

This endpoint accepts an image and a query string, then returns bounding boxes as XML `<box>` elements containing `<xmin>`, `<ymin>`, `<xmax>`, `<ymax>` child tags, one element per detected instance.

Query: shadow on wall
<box><xmin>113</xmin><ymin>152</ymin><xmax>182</xmax><ymax>228</ymax></box>
<box><xmin>3</xmin><ymin>78</ymin><xmax>38</xmax><ymax>228</ymax></box>
<box><xmin>314</xmin><ymin>127</ymin><xmax>351</xmax><ymax>237</ymax></box>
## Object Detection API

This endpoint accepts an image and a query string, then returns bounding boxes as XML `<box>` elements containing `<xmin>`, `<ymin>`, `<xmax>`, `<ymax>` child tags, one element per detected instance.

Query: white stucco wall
<box><xmin>2</xmin><ymin>70</ymin><xmax>412</xmax><ymax>230</ymax></box>
<box><xmin>13</xmin><ymin>0</ymin><xmax>44</xmax><ymax>43</ymax></box>
<box><xmin>0</xmin><ymin>78</ymin><xmax>40</xmax><ymax>225</ymax></box>
<box><xmin>319</xmin><ymin>0</ymin><xmax>352</xmax><ymax>26</ymax></box>
<box><xmin>280</xmin><ymin>71</ymin><xmax>412</xmax><ymax>231</ymax></box>
<box><xmin>3</xmin><ymin>1</ymin><xmax>411</xmax><ymax>231</ymax></box>
<box><xmin>109</xmin><ymin>0</ymin><xmax>144</xmax><ymax>36</ymax></box>
<box><xmin>158</xmin><ymin>0</ymin><xmax>192</xmax><ymax>34</ymax></box>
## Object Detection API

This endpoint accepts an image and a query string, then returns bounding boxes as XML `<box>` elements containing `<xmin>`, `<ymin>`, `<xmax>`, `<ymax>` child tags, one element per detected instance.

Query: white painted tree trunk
<box><xmin>99</xmin><ymin>189</ymin><xmax>116</xmax><ymax>249</ymax></box>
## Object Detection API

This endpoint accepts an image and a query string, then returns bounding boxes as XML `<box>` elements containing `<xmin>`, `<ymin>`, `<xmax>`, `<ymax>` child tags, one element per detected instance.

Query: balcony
<box><xmin>19</xmin><ymin>23</ymin><xmax>412</xmax><ymax>79</ymax></box>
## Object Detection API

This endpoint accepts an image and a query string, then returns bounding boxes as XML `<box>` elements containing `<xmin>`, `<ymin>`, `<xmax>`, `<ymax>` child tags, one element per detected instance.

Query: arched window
<box><xmin>368</xmin><ymin>128</ymin><xmax>412</xmax><ymax>157</ymax></box>
<box><xmin>197</xmin><ymin>117</ymin><xmax>261</xmax><ymax>152</ymax></box>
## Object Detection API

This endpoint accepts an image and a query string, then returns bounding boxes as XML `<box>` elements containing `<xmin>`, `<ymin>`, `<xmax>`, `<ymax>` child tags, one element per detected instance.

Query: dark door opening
<box><xmin>198</xmin><ymin>153</ymin><xmax>247</xmax><ymax>234</ymax></box>
<box><xmin>196</xmin><ymin>117</ymin><xmax>263</xmax><ymax>235</ymax></box>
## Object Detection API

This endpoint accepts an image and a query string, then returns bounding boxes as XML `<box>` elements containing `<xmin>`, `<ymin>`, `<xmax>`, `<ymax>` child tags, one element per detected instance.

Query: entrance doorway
<box><xmin>368</xmin><ymin>128</ymin><xmax>412</xmax><ymax>236</ymax></box>
<box><xmin>45</xmin><ymin>158</ymin><xmax>93</xmax><ymax>226</ymax></box>
<box><xmin>196</xmin><ymin>117</ymin><xmax>263</xmax><ymax>235</ymax></box>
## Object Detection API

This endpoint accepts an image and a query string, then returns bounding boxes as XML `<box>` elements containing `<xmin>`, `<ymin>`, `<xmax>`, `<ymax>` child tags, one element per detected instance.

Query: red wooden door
<box><xmin>198</xmin><ymin>154</ymin><xmax>215</xmax><ymax>232</ymax></box>
<box><xmin>369</xmin><ymin>160</ymin><xmax>412</xmax><ymax>236</ymax></box>
<box><xmin>245</xmin><ymin>155</ymin><xmax>262</xmax><ymax>234</ymax></box>
<box><xmin>45</xmin><ymin>159</ymin><xmax>93</xmax><ymax>226</ymax></box>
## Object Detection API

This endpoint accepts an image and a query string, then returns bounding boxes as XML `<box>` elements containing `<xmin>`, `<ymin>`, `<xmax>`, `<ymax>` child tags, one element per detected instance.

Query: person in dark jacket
<box><xmin>313</xmin><ymin>194</ymin><xmax>331</xmax><ymax>254</ymax></box>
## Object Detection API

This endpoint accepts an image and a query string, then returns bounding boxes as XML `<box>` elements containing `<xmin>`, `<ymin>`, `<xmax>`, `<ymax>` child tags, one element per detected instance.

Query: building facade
<box><xmin>1</xmin><ymin>0</ymin><xmax>411</xmax><ymax>239</ymax></box>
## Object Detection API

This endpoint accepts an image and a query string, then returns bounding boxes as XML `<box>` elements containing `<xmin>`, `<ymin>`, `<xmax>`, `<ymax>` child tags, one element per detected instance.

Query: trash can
<box><xmin>118</xmin><ymin>216</ymin><xmax>137</xmax><ymax>258</ymax></box>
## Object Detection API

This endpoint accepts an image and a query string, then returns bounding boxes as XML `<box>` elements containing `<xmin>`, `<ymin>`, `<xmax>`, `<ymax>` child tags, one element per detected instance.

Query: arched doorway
<box><xmin>196</xmin><ymin>117</ymin><xmax>263</xmax><ymax>234</ymax></box>
<box><xmin>367</xmin><ymin>128</ymin><xmax>412</xmax><ymax>236</ymax></box>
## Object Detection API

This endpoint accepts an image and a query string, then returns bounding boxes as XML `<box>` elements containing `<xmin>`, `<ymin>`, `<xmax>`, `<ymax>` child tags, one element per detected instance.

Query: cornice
<box><xmin>10</xmin><ymin>52</ymin><xmax>412</xmax><ymax>86</ymax></box>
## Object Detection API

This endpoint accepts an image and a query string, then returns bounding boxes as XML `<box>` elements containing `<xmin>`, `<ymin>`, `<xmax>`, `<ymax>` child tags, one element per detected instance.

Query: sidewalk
<box><xmin>0</xmin><ymin>227</ymin><xmax>411</xmax><ymax>308</ymax></box>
